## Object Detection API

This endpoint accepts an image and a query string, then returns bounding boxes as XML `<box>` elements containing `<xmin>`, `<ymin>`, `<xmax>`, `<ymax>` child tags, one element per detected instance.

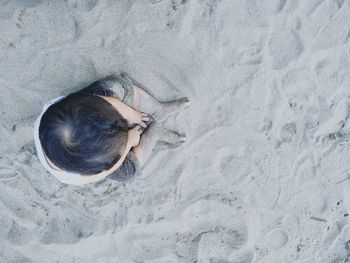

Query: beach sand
<box><xmin>1</xmin><ymin>0</ymin><xmax>350</xmax><ymax>262</ymax></box>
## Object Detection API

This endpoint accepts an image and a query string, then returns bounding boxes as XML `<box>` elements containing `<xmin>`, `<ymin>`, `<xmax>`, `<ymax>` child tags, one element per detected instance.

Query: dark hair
<box><xmin>39</xmin><ymin>92</ymin><xmax>129</xmax><ymax>175</ymax></box>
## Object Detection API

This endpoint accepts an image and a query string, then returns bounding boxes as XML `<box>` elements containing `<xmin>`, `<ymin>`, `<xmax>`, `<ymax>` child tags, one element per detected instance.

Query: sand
<box><xmin>1</xmin><ymin>0</ymin><xmax>350</xmax><ymax>262</ymax></box>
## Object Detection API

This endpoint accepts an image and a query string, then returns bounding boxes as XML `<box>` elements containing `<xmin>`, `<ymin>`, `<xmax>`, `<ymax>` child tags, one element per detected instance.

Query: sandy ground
<box><xmin>1</xmin><ymin>0</ymin><xmax>350</xmax><ymax>262</ymax></box>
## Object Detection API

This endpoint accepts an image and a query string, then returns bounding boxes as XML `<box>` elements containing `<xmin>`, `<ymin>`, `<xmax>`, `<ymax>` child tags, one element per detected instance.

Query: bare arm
<box><xmin>99</xmin><ymin>95</ymin><xmax>149</xmax><ymax>128</ymax></box>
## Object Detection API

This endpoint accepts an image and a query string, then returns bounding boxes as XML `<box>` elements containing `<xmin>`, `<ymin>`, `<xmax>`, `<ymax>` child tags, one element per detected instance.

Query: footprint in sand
<box><xmin>0</xmin><ymin>160</ymin><xmax>18</xmax><ymax>184</ymax></box>
<box><xmin>313</xmin><ymin>96</ymin><xmax>350</xmax><ymax>143</ymax></box>
<box><xmin>215</xmin><ymin>145</ymin><xmax>256</xmax><ymax>186</ymax></box>
<box><xmin>238</xmin><ymin>43</ymin><xmax>263</xmax><ymax>66</ymax></box>
<box><xmin>320</xmin><ymin>223</ymin><xmax>350</xmax><ymax>262</ymax></box>
<box><xmin>267</xmin><ymin>19</ymin><xmax>303</xmax><ymax>69</ymax></box>
<box><xmin>291</xmin><ymin>148</ymin><xmax>322</xmax><ymax>187</ymax></box>
<box><xmin>257</xmin><ymin>229</ymin><xmax>288</xmax><ymax>251</ymax></box>
<box><xmin>177</xmin><ymin>198</ymin><xmax>258</xmax><ymax>262</ymax></box>
<box><xmin>197</xmin><ymin>227</ymin><xmax>254</xmax><ymax>263</ymax></box>
<box><xmin>312</xmin><ymin>0</ymin><xmax>350</xmax><ymax>50</ymax></box>
<box><xmin>278</xmin><ymin>121</ymin><xmax>297</xmax><ymax>144</ymax></box>
<box><xmin>38</xmin><ymin>207</ymin><xmax>95</xmax><ymax>245</ymax></box>
<box><xmin>220</xmin><ymin>153</ymin><xmax>254</xmax><ymax>184</ymax></box>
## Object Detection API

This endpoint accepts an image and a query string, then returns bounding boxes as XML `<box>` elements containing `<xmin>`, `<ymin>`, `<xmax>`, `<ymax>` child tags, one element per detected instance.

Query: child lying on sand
<box><xmin>33</xmin><ymin>73</ymin><xmax>189</xmax><ymax>186</ymax></box>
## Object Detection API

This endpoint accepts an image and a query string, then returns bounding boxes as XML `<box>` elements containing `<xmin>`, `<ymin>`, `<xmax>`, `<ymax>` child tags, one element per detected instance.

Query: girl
<box><xmin>33</xmin><ymin>72</ymin><xmax>189</xmax><ymax>186</ymax></box>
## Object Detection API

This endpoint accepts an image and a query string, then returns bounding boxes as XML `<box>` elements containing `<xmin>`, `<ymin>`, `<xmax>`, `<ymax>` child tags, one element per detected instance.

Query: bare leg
<box><xmin>132</xmin><ymin>122</ymin><xmax>160</xmax><ymax>167</ymax></box>
<box><xmin>132</xmin><ymin>85</ymin><xmax>190</xmax><ymax>121</ymax></box>
<box><xmin>132</xmin><ymin>122</ymin><xmax>185</xmax><ymax>167</ymax></box>
<box><xmin>159</xmin><ymin>129</ymin><xmax>186</xmax><ymax>144</ymax></box>
<box><xmin>131</xmin><ymin>81</ymin><xmax>188</xmax><ymax>167</ymax></box>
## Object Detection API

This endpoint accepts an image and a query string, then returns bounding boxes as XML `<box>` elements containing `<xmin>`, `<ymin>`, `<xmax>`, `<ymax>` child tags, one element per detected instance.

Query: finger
<box><xmin>142</xmin><ymin>116</ymin><xmax>150</xmax><ymax>121</ymax></box>
<box><xmin>139</xmin><ymin>121</ymin><xmax>147</xmax><ymax>128</ymax></box>
<box><xmin>141</xmin><ymin>113</ymin><xmax>148</xmax><ymax>117</ymax></box>
<box><xmin>133</xmin><ymin>125</ymin><xmax>141</xmax><ymax>130</ymax></box>
<box><xmin>138</xmin><ymin>126</ymin><xmax>146</xmax><ymax>134</ymax></box>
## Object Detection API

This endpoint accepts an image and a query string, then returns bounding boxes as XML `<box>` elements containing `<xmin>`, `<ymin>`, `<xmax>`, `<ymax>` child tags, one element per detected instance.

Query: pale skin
<box><xmin>45</xmin><ymin>84</ymin><xmax>189</xmax><ymax>185</ymax></box>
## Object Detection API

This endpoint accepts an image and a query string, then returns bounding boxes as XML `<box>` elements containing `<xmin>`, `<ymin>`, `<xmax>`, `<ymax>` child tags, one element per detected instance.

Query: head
<box><xmin>39</xmin><ymin>92</ymin><xmax>129</xmax><ymax>175</ymax></box>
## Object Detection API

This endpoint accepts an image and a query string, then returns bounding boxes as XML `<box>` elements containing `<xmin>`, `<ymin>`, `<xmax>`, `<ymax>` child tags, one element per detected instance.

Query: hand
<box><xmin>128</xmin><ymin>125</ymin><xmax>143</xmax><ymax>147</ymax></box>
<box><xmin>127</xmin><ymin>109</ymin><xmax>150</xmax><ymax>128</ymax></box>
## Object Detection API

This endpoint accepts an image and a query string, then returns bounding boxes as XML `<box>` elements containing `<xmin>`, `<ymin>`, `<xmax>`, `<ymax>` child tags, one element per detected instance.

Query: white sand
<box><xmin>1</xmin><ymin>0</ymin><xmax>350</xmax><ymax>262</ymax></box>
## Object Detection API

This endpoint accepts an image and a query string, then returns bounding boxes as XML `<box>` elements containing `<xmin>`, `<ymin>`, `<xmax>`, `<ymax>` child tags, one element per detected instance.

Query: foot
<box><xmin>153</xmin><ymin>98</ymin><xmax>190</xmax><ymax>121</ymax></box>
<box><xmin>159</xmin><ymin>128</ymin><xmax>186</xmax><ymax>145</ymax></box>
<box><xmin>144</xmin><ymin>121</ymin><xmax>186</xmax><ymax>145</ymax></box>
<box><xmin>132</xmin><ymin>121</ymin><xmax>186</xmax><ymax>166</ymax></box>
<box><xmin>162</xmin><ymin>97</ymin><xmax>190</xmax><ymax>112</ymax></box>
